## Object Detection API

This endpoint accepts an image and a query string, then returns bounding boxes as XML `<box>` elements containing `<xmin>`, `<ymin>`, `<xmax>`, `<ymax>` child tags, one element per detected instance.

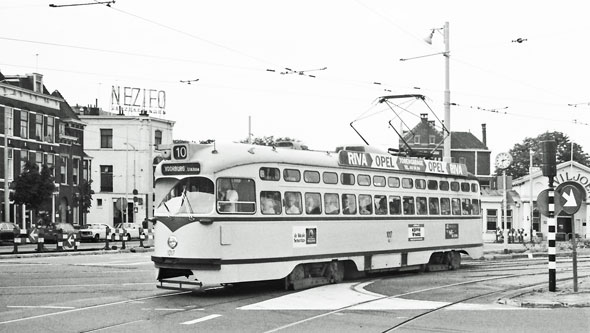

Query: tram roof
<box><xmin>156</xmin><ymin>142</ymin><xmax>473</xmax><ymax>179</ymax></box>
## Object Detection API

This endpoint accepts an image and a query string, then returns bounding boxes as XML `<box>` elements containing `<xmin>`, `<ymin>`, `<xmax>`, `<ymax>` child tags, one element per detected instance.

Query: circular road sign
<box><xmin>556</xmin><ymin>183</ymin><xmax>584</xmax><ymax>215</ymax></box>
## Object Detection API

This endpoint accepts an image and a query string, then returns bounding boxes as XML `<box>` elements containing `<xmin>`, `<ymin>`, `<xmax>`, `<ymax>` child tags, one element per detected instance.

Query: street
<box><xmin>0</xmin><ymin>251</ymin><xmax>589</xmax><ymax>332</ymax></box>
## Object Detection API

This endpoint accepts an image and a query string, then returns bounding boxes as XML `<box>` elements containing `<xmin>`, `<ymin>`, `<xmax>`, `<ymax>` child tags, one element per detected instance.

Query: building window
<box><xmin>486</xmin><ymin>209</ymin><xmax>497</xmax><ymax>231</ymax></box>
<box><xmin>100</xmin><ymin>129</ymin><xmax>113</xmax><ymax>148</ymax></box>
<box><xmin>532</xmin><ymin>207</ymin><xmax>540</xmax><ymax>231</ymax></box>
<box><xmin>7</xmin><ymin>148</ymin><xmax>13</xmax><ymax>181</ymax></box>
<box><xmin>59</xmin><ymin>122</ymin><xmax>65</xmax><ymax>136</ymax></box>
<box><xmin>72</xmin><ymin>158</ymin><xmax>80</xmax><ymax>186</ymax></box>
<box><xmin>20</xmin><ymin>111</ymin><xmax>28</xmax><ymax>139</ymax></box>
<box><xmin>35</xmin><ymin>151</ymin><xmax>43</xmax><ymax>170</ymax></box>
<box><xmin>97</xmin><ymin>199</ymin><xmax>103</xmax><ymax>207</ymax></box>
<box><xmin>60</xmin><ymin>156</ymin><xmax>67</xmax><ymax>183</ymax></box>
<box><xmin>414</xmin><ymin>135</ymin><xmax>420</xmax><ymax>144</ymax></box>
<box><xmin>155</xmin><ymin>130</ymin><xmax>162</xmax><ymax>146</ymax></box>
<box><xmin>5</xmin><ymin>107</ymin><xmax>13</xmax><ymax>136</ymax></box>
<box><xmin>83</xmin><ymin>160</ymin><xmax>89</xmax><ymax>181</ymax></box>
<box><xmin>20</xmin><ymin>150</ymin><xmax>27</xmax><ymax>172</ymax></box>
<box><xmin>100</xmin><ymin>165</ymin><xmax>113</xmax><ymax>192</ymax></box>
<box><xmin>429</xmin><ymin>135</ymin><xmax>436</xmax><ymax>144</ymax></box>
<box><xmin>45</xmin><ymin>154</ymin><xmax>55</xmax><ymax>178</ymax></box>
<box><xmin>35</xmin><ymin>114</ymin><xmax>43</xmax><ymax>141</ymax></box>
<box><xmin>46</xmin><ymin>117</ymin><xmax>54</xmax><ymax>143</ymax></box>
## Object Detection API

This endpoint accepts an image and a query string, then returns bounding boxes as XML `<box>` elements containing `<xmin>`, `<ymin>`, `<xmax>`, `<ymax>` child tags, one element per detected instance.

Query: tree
<box><xmin>497</xmin><ymin>131</ymin><xmax>590</xmax><ymax>179</ymax></box>
<box><xmin>74</xmin><ymin>179</ymin><xmax>94</xmax><ymax>214</ymax></box>
<box><xmin>12</xmin><ymin>161</ymin><xmax>55</xmax><ymax>215</ymax></box>
<box><xmin>240</xmin><ymin>136</ymin><xmax>296</xmax><ymax>146</ymax></box>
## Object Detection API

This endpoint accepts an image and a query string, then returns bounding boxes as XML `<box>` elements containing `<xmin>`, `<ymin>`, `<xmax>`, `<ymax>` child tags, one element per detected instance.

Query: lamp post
<box><xmin>124</xmin><ymin>142</ymin><xmax>136</xmax><ymax>223</ymax></box>
<box><xmin>401</xmin><ymin>22</ymin><xmax>451</xmax><ymax>162</ymax></box>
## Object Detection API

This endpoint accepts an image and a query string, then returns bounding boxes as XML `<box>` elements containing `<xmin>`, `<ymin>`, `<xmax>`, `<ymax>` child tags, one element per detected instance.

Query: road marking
<box><xmin>7</xmin><ymin>305</ymin><xmax>76</xmax><ymax>309</ymax></box>
<box><xmin>181</xmin><ymin>314</ymin><xmax>222</xmax><ymax>325</ymax></box>
<box><xmin>0</xmin><ymin>282</ymin><xmax>153</xmax><ymax>290</ymax></box>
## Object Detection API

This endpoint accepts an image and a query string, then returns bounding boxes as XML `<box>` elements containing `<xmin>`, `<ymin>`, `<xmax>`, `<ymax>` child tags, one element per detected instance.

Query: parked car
<box><xmin>42</xmin><ymin>223</ymin><xmax>77</xmax><ymax>243</ymax></box>
<box><xmin>79</xmin><ymin>223</ymin><xmax>109</xmax><ymax>242</ymax></box>
<box><xmin>0</xmin><ymin>222</ymin><xmax>19</xmax><ymax>244</ymax></box>
<box><xmin>114</xmin><ymin>222</ymin><xmax>142</xmax><ymax>240</ymax></box>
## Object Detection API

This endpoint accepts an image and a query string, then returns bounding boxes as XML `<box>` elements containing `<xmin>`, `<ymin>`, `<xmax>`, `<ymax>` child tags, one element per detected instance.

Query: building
<box><xmin>401</xmin><ymin>114</ymin><xmax>492</xmax><ymax>186</ymax></box>
<box><xmin>510</xmin><ymin>160</ymin><xmax>589</xmax><ymax>240</ymax></box>
<box><xmin>0</xmin><ymin>72</ymin><xmax>89</xmax><ymax>228</ymax></box>
<box><xmin>78</xmin><ymin>106</ymin><xmax>174</xmax><ymax>226</ymax></box>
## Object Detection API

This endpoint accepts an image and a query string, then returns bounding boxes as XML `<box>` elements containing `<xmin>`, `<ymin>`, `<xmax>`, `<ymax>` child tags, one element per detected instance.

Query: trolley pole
<box><xmin>541</xmin><ymin>139</ymin><xmax>557</xmax><ymax>292</ymax></box>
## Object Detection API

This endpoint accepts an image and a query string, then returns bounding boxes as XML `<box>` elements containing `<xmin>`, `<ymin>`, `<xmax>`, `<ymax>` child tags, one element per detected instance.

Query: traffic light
<box><xmin>541</xmin><ymin>140</ymin><xmax>557</xmax><ymax>177</ymax></box>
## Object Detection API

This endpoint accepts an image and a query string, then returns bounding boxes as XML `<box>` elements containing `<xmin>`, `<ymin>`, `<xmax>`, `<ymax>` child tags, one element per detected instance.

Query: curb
<box><xmin>0</xmin><ymin>246</ymin><xmax>153</xmax><ymax>259</ymax></box>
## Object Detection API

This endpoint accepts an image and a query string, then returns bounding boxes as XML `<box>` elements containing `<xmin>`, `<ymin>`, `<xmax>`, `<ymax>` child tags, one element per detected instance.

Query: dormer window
<box><xmin>413</xmin><ymin>135</ymin><xmax>421</xmax><ymax>144</ymax></box>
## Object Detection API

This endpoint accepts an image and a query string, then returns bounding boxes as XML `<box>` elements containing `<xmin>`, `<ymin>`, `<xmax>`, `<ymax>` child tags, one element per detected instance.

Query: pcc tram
<box><xmin>152</xmin><ymin>142</ymin><xmax>483</xmax><ymax>290</ymax></box>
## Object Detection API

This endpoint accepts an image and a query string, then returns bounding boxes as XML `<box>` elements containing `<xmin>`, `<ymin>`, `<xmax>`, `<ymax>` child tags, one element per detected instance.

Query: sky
<box><xmin>2</xmin><ymin>0</ymin><xmax>590</xmax><ymax>161</ymax></box>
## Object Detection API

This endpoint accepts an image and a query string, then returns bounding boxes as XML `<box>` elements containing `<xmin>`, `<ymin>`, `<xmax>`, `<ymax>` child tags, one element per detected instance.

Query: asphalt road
<box><xmin>0</xmin><ymin>252</ymin><xmax>589</xmax><ymax>332</ymax></box>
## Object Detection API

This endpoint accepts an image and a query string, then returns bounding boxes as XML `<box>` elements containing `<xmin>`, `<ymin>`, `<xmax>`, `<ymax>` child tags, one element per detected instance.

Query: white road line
<box><xmin>181</xmin><ymin>314</ymin><xmax>222</xmax><ymax>325</ymax></box>
<box><xmin>154</xmin><ymin>308</ymin><xmax>185</xmax><ymax>311</ymax></box>
<box><xmin>7</xmin><ymin>306</ymin><xmax>76</xmax><ymax>309</ymax></box>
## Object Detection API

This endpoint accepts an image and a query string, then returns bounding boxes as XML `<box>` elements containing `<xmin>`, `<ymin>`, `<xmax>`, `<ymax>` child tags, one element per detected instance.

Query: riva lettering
<box><xmin>449</xmin><ymin>164</ymin><xmax>465</xmax><ymax>175</ymax></box>
<box><xmin>347</xmin><ymin>152</ymin><xmax>368</xmax><ymax>167</ymax></box>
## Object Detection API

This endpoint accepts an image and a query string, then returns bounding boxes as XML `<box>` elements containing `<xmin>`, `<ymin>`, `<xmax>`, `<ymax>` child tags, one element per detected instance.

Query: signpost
<box><xmin>540</xmin><ymin>140</ymin><xmax>557</xmax><ymax>292</ymax></box>
<box><xmin>555</xmin><ymin>181</ymin><xmax>583</xmax><ymax>292</ymax></box>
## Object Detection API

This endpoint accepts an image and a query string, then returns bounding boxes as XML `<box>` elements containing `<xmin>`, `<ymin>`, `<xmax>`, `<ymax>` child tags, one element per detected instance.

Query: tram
<box><xmin>151</xmin><ymin>142</ymin><xmax>483</xmax><ymax>290</ymax></box>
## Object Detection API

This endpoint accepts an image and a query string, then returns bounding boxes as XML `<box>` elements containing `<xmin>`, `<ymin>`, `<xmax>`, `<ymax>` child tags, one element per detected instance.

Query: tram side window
<box><xmin>157</xmin><ymin>177</ymin><xmax>215</xmax><ymax>215</ymax></box>
<box><xmin>471</xmin><ymin>183</ymin><xmax>479</xmax><ymax>193</ymax></box>
<box><xmin>342</xmin><ymin>194</ymin><xmax>357</xmax><ymax>214</ymax></box>
<box><xmin>324</xmin><ymin>193</ymin><xmax>340</xmax><ymax>214</ymax></box>
<box><xmin>402</xmin><ymin>178</ymin><xmax>413</xmax><ymax>189</ymax></box>
<box><xmin>304</xmin><ymin>170</ymin><xmax>320</xmax><ymax>183</ymax></box>
<box><xmin>416</xmin><ymin>197</ymin><xmax>428</xmax><ymax>215</ymax></box>
<box><xmin>359</xmin><ymin>194</ymin><xmax>373</xmax><ymax>215</ymax></box>
<box><xmin>440</xmin><ymin>181</ymin><xmax>449</xmax><ymax>191</ymax></box>
<box><xmin>323</xmin><ymin>172</ymin><xmax>338</xmax><ymax>184</ymax></box>
<box><xmin>305</xmin><ymin>193</ymin><xmax>322</xmax><ymax>214</ymax></box>
<box><xmin>428</xmin><ymin>197</ymin><xmax>440</xmax><ymax>215</ymax></box>
<box><xmin>472</xmin><ymin>199</ymin><xmax>481</xmax><ymax>215</ymax></box>
<box><xmin>440</xmin><ymin>198</ymin><xmax>451</xmax><ymax>215</ymax></box>
<box><xmin>259</xmin><ymin>167</ymin><xmax>280</xmax><ymax>181</ymax></box>
<box><xmin>462</xmin><ymin>198</ymin><xmax>472</xmax><ymax>215</ymax></box>
<box><xmin>284</xmin><ymin>192</ymin><xmax>302</xmax><ymax>214</ymax></box>
<box><xmin>415</xmin><ymin>179</ymin><xmax>426</xmax><ymax>190</ymax></box>
<box><xmin>461</xmin><ymin>182</ymin><xmax>470</xmax><ymax>192</ymax></box>
<box><xmin>217</xmin><ymin>178</ymin><xmax>256</xmax><ymax>213</ymax></box>
<box><xmin>341</xmin><ymin>173</ymin><xmax>355</xmax><ymax>185</ymax></box>
<box><xmin>374</xmin><ymin>176</ymin><xmax>386</xmax><ymax>187</ymax></box>
<box><xmin>403</xmin><ymin>197</ymin><xmax>415</xmax><ymax>215</ymax></box>
<box><xmin>388</xmin><ymin>177</ymin><xmax>400</xmax><ymax>188</ymax></box>
<box><xmin>374</xmin><ymin>195</ymin><xmax>387</xmax><ymax>215</ymax></box>
<box><xmin>261</xmin><ymin>191</ymin><xmax>281</xmax><ymax>215</ymax></box>
<box><xmin>358</xmin><ymin>174</ymin><xmax>371</xmax><ymax>186</ymax></box>
<box><xmin>450</xmin><ymin>181</ymin><xmax>460</xmax><ymax>192</ymax></box>
<box><xmin>427</xmin><ymin>180</ymin><xmax>438</xmax><ymax>190</ymax></box>
<box><xmin>451</xmin><ymin>198</ymin><xmax>462</xmax><ymax>215</ymax></box>
<box><xmin>284</xmin><ymin>169</ymin><xmax>301</xmax><ymax>182</ymax></box>
<box><xmin>389</xmin><ymin>196</ymin><xmax>401</xmax><ymax>215</ymax></box>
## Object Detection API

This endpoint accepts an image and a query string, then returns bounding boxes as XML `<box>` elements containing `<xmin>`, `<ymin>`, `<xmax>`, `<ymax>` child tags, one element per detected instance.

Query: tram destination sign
<box><xmin>338</xmin><ymin>151</ymin><xmax>467</xmax><ymax>176</ymax></box>
<box><xmin>161</xmin><ymin>163</ymin><xmax>201</xmax><ymax>175</ymax></box>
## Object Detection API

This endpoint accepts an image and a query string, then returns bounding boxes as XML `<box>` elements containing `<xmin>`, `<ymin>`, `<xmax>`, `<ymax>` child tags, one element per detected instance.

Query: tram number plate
<box><xmin>173</xmin><ymin>145</ymin><xmax>188</xmax><ymax>160</ymax></box>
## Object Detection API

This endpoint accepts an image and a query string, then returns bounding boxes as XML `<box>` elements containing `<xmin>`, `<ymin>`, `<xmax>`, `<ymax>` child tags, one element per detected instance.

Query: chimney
<box><xmin>481</xmin><ymin>124</ymin><xmax>487</xmax><ymax>147</ymax></box>
<box><xmin>420</xmin><ymin>113</ymin><xmax>428</xmax><ymax>122</ymax></box>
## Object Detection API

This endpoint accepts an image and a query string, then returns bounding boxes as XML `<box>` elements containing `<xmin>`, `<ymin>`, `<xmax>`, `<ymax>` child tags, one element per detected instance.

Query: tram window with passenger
<box><xmin>323</xmin><ymin>172</ymin><xmax>338</xmax><ymax>184</ymax></box>
<box><xmin>373</xmin><ymin>176</ymin><xmax>386</xmax><ymax>187</ymax></box>
<box><xmin>216</xmin><ymin>178</ymin><xmax>256</xmax><ymax>214</ymax></box>
<box><xmin>389</xmin><ymin>196</ymin><xmax>401</xmax><ymax>215</ymax></box>
<box><xmin>324</xmin><ymin>193</ymin><xmax>340</xmax><ymax>214</ymax></box>
<box><xmin>259</xmin><ymin>167</ymin><xmax>280</xmax><ymax>181</ymax></box>
<box><xmin>388</xmin><ymin>177</ymin><xmax>400</xmax><ymax>188</ymax></box>
<box><xmin>284</xmin><ymin>169</ymin><xmax>301</xmax><ymax>182</ymax></box>
<box><xmin>441</xmin><ymin>198</ymin><xmax>451</xmax><ymax>215</ymax></box>
<box><xmin>451</xmin><ymin>198</ymin><xmax>462</xmax><ymax>215</ymax></box>
<box><xmin>358</xmin><ymin>174</ymin><xmax>371</xmax><ymax>186</ymax></box>
<box><xmin>156</xmin><ymin>176</ymin><xmax>215</xmax><ymax>215</ymax></box>
<box><xmin>472</xmin><ymin>199</ymin><xmax>481</xmax><ymax>215</ymax></box>
<box><xmin>428</xmin><ymin>197</ymin><xmax>440</xmax><ymax>215</ymax></box>
<box><xmin>416</xmin><ymin>197</ymin><xmax>428</xmax><ymax>215</ymax></box>
<box><xmin>304</xmin><ymin>170</ymin><xmax>320</xmax><ymax>183</ymax></box>
<box><xmin>342</xmin><ymin>194</ymin><xmax>357</xmax><ymax>214</ymax></box>
<box><xmin>375</xmin><ymin>195</ymin><xmax>387</xmax><ymax>215</ymax></box>
<box><xmin>403</xmin><ymin>196</ymin><xmax>415</xmax><ymax>215</ymax></box>
<box><xmin>284</xmin><ymin>192</ymin><xmax>302</xmax><ymax>214</ymax></box>
<box><xmin>462</xmin><ymin>199</ymin><xmax>472</xmax><ymax>215</ymax></box>
<box><xmin>359</xmin><ymin>194</ymin><xmax>373</xmax><ymax>215</ymax></box>
<box><xmin>261</xmin><ymin>191</ymin><xmax>281</xmax><ymax>215</ymax></box>
<box><xmin>305</xmin><ymin>193</ymin><xmax>322</xmax><ymax>214</ymax></box>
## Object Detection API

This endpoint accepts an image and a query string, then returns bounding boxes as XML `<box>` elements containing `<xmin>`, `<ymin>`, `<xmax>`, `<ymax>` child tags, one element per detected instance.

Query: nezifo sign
<box><xmin>111</xmin><ymin>85</ymin><xmax>166</xmax><ymax>116</ymax></box>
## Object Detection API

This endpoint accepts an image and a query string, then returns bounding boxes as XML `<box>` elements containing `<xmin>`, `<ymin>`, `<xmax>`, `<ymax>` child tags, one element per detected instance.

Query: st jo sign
<box><xmin>537</xmin><ymin>181</ymin><xmax>585</xmax><ymax>217</ymax></box>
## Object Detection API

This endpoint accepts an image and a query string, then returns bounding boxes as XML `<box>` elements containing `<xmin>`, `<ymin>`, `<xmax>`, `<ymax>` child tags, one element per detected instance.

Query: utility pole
<box><xmin>4</xmin><ymin>107</ymin><xmax>10</xmax><ymax>223</ymax></box>
<box><xmin>443</xmin><ymin>21</ymin><xmax>451</xmax><ymax>163</ymax></box>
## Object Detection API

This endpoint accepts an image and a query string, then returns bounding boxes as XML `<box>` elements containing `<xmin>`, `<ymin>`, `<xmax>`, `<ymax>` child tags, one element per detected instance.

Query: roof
<box><xmin>451</xmin><ymin>132</ymin><xmax>487</xmax><ymax>149</ymax></box>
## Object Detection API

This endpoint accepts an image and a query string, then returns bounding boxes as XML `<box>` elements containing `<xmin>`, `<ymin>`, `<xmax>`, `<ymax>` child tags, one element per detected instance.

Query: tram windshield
<box><xmin>156</xmin><ymin>177</ymin><xmax>215</xmax><ymax>215</ymax></box>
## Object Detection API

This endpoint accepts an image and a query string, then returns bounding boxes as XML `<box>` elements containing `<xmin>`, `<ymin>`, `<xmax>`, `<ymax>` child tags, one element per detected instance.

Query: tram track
<box><xmin>264</xmin><ymin>263</ymin><xmax>590</xmax><ymax>333</ymax></box>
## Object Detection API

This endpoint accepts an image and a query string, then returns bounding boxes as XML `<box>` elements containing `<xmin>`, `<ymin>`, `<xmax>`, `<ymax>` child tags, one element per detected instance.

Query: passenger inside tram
<box><xmin>305</xmin><ymin>194</ymin><xmax>321</xmax><ymax>215</ymax></box>
<box><xmin>324</xmin><ymin>194</ymin><xmax>340</xmax><ymax>214</ymax></box>
<box><xmin>285</xmin><ymin>192</ymin><xmax>301</xmax><ymax>214</ymax></box>
<box><xmin>342</xmin><ymin>194</ymin><xmax>357</xmax><ymax>215</ymax></box>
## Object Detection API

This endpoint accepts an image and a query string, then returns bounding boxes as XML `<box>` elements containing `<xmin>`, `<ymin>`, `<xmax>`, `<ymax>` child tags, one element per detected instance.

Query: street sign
<box><xmin>28</xmin><ymin>229</ymin><xmax>39</xmax><ymax>243</ymax></box>
<box><xmin>556</xmin><ymin>182</ymin><xmax>584</xmax><ymax>215</ymax></box>
<box><xmin>536</xmin><ymin>189</ymin><xmax>563</xmax><ymax>217</ymax></box>
<box><xmin>65</xmin><ymin>233</ymin><xmax>76</xmax><ymax>248</ymax></box>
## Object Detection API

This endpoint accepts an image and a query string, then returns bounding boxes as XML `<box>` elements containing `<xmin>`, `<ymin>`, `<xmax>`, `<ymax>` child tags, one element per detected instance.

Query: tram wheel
<box><xmin>284</xmin><ymin>265</ymin><xmax>305</xmax><ymax>290</ymax></box>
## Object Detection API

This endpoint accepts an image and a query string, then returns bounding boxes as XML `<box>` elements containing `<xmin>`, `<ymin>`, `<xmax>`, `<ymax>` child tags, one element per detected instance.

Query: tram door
<box><xmin>556</xmin><ymin>216</ymin><xmax>572</xmax><ymax>241</ymax></box>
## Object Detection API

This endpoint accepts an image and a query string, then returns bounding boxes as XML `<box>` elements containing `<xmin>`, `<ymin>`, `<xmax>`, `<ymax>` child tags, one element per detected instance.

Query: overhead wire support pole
<box><xmin>443</xmin><ymin>21</ymin><xmax>451</xmax><ymax>163</ymax></box>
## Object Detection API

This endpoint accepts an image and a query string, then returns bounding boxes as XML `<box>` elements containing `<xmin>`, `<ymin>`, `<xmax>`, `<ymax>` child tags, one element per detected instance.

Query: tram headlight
<box><xmin>167</xmin><ymin>235</ymin><xmax>178</xmax><ymax>249</ymax></box>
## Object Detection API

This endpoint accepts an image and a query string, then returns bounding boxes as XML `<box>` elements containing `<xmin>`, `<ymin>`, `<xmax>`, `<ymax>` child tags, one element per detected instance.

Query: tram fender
<box><xmin>157</xmin><ymin>268</ymin><xmax>193</xmax><ymax>280</ymax></box>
